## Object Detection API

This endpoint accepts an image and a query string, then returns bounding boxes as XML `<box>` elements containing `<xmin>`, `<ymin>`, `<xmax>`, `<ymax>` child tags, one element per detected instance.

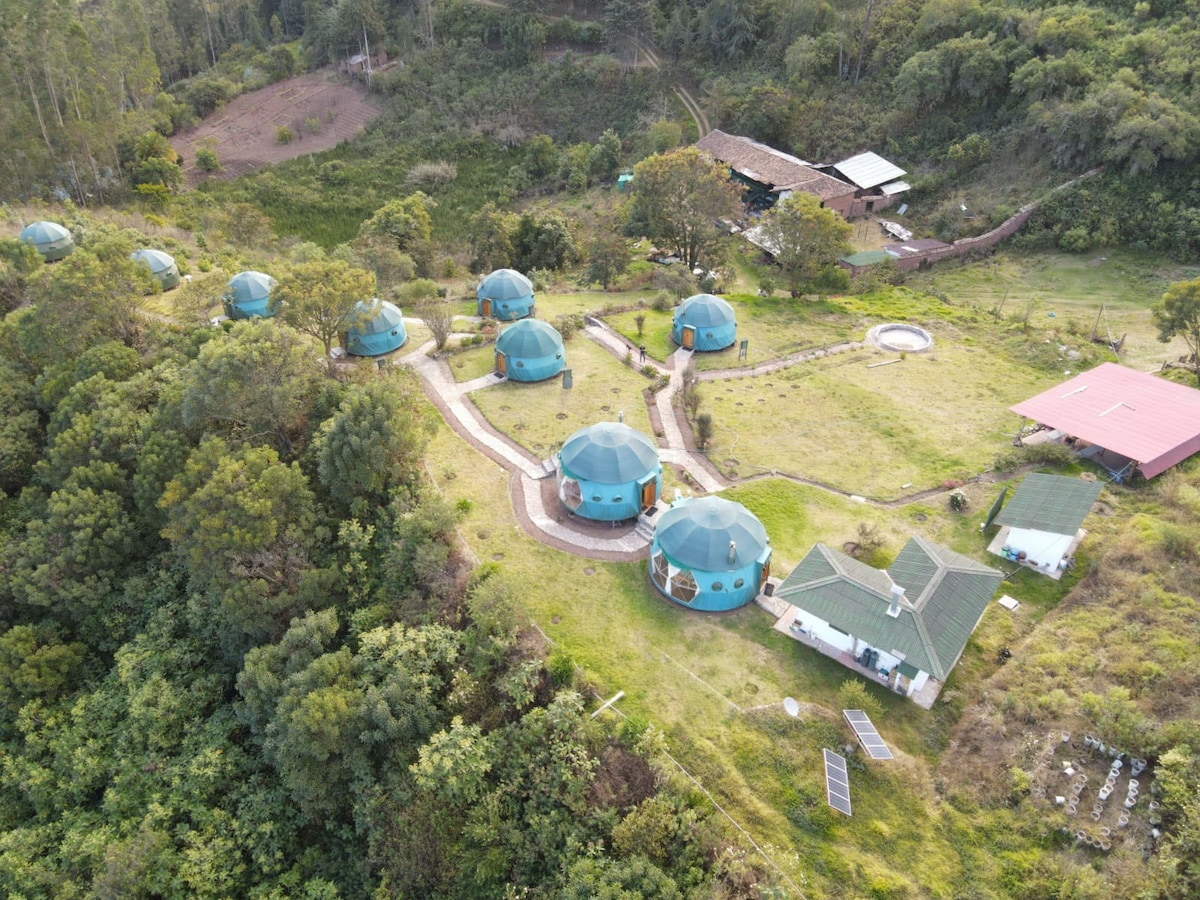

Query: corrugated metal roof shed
<box><xmin>1010</xmin><ymin>363</ymin><xmax>1200</xmax><ymax>478</ymax></box>
<box><xmin>831</xmin><ymin>152</ymin><xmax>907</xmax><ymax>189</ymax></box>
<box><xmin>883</xmin><ymin>239</ymin><xmax>951</xmax><ymax>258</ymax></box>
<box><xmin>993</xmin><ymin>473</ymin><xmax>1102</xmax><ymax>535</ymax></box>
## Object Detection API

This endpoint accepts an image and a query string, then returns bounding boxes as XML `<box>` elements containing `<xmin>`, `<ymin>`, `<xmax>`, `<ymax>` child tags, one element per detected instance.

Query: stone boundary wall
<box><xmin>889</xmin><ymin>167</ymin><xmax>1104</xmax><ymax>272</ymax></box>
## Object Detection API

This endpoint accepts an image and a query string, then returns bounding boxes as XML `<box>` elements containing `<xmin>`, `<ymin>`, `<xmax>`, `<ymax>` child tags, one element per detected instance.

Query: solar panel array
<box><xmin>843</xmin><ymin>709</ymin><xmax>894</xmax><ymax>760</ymax></box>
<box><xmin>823</xmin><ymin>749</ymin><xmax>852</xmax><ymax>816</ymax></box>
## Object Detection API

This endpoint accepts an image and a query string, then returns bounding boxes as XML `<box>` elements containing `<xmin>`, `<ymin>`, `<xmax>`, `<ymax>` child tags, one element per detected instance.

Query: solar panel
<box><xmin>823</xmin><ymin>749</ymin><xmax>852</xmax><ymax>816</ymax></box>
<box><xmin>843</xmin><ymin>709</ymin><xmax>894</xmax><ymax>761</ymax></box>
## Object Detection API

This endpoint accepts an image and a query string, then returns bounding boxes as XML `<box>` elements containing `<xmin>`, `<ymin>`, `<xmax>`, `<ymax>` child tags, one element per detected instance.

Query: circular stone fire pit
<box><xmin>867</xmin><ymin>323</ymin><xmax>933</xmax><ymax>353</ymax></box>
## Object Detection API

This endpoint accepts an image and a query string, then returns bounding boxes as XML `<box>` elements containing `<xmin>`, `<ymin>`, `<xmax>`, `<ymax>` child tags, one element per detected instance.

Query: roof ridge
<box><xmin>818</xmin><ymin>544</ymin><xmax>894</xmax><ymax>599</ymax></box>
<box><xmin>908</xmin><ymin>533</ymin><xmax>998</xmax><ymax>575</ymax></box>
<box><xmin>910</xmin><ymin>609</ymin><xmax>945</xmax><ymax>680</ymax></box>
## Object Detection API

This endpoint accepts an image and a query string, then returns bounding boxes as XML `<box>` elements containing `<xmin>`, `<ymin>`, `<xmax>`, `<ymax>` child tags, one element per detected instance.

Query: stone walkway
<box><xmin>583</xmin><ymin>322</ymin><xmax>724</xmax><ymax>492</ymax></box>
<box><xmin>397</xmin><ymin>318</ymin><xmax>743</xmax><ymax>559</ymax></box>
<box><xmin>400</xmin><ymin>342</ymin><xmax>544</xmax><ymax>480</ymax></box>
<box><xmin>397</xmin><ymin>318</ymin><xmax>943</xmax><ymax>558</ymax></box>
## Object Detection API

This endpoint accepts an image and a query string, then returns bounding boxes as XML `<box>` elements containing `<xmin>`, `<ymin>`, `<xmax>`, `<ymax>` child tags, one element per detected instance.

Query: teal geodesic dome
<box><xmin>130</xmin><ymin>248</ymin><xmax>181</xmax><ymax>290</ymax></box>
<box><xmin>20</xmin><ymin>221</ymin><xmax>74</xmax><ymax>261</ymax></box>
<box><xmin>494</xmin><ymin>318</ymin><xmax>564</xmax><ymax>382</ymax></box>
<box><xmin>223</xmin><ymin>271</ymin><xmax>277</xmax><ymax>319</ymax></box>
<box><xmin>672</xmin><ymin>293</ymin><xmax>736</xmax><ymax>351</ymax></box>
<box><xmin>342</xmin><ymin>300</ymin><xmax>407</xmax><ymax>356</ymax></box>
<box><xmin>477</xmin><ymin>268</ymin><xmax>535</xmax><ymax>320</ymax></box>
<box><xmin>650</xmin><ymin>496</ymin><xmax>771</xmax><ymax>611</ymax></box>
<box><xmin>557</xmin><ymin>422</ymin><xmax>662</xmax><ymax>522</ymax></box>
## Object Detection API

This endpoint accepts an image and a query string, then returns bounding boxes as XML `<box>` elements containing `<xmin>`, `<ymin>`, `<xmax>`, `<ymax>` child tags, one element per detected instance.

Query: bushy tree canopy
<box><xmin>627</xmin><ymin>147</ymin><xmax>740</xmax><ymax>269</ymax></box>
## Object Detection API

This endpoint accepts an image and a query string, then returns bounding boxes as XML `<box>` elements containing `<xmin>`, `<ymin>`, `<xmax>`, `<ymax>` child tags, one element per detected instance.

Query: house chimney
<box><xmin>887</xmin><ymin>584</ymin><xmax>905</xmax><ymax>618</ymax></box>
<box><xmin>728</xmin><ymin>540</ymin><xmax>737</xmax><ymax>564</ymax></box>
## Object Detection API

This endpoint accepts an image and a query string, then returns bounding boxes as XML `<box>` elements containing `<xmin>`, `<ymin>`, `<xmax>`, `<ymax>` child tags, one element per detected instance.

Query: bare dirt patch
<box><xmin>172</xmin><ymin>69</ymin><xmax>383</xmax><ymax>185</ymax></box>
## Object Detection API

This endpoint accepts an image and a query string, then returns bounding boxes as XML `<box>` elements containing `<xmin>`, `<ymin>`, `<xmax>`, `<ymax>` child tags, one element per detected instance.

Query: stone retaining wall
<box><xmin>886</xmin><ymin>167</ymin><xmax>1103</xmax><ymax>272</ymax></box>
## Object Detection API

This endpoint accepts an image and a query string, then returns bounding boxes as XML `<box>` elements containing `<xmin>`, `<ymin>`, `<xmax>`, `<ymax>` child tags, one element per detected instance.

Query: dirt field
<box><xmin>172</xmin><ymin>69</ymin><xmax>384</xmax><ymax>184</ymax></box>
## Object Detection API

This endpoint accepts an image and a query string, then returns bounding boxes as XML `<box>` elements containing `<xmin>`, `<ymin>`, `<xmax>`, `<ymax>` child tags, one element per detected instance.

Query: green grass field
<box><xmin>469</xmin><ymin>338</ymin><xmax>659</xmax><ymax>456</ymax></box>
<box><xmin>446</xmin><ymin>343</ymin><xmax>497</xmax><ymax>382</ymax></box>
<box><xmin>698</xmin><ymin>338</ymin><xmax>1063</xmax><ymax>498</ymax></box>
<box><xmin>907</xmin><ymin>248</ymin><xmax>1200</xmax><ymax>369</ymax></box>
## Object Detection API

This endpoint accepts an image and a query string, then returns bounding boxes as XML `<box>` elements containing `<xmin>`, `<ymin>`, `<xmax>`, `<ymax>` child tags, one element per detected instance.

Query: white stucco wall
<box><xmin>789</xmin><ymin>609</ymin><xmax>923</xmax><ymax>687</ymax></box>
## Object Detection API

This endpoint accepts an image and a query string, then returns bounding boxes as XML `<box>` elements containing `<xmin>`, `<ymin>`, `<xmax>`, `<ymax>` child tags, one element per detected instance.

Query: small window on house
<box><xmin>556</xmin><ymin>352</ymin><xmax>563</xmax><ymax>359</ymax></box>
<box><xmin>516</xmin><ymin>361</ymin><xmax>525</xmax><ymax>367</ymax></box>
<box><xmin>612</xmin><ymin>495</ymin><xmax>622</xmax><ymax>503</ymax></box>
<box><xmin>711</xmin><ymin>581</ymin><xmax>724</xmax><ymax>591</ymax></box>
<box><xmin>651</xmin><ymin>552</ymin><xmax>670</xmax><ymax>589</ymax></box>
<box><xmin>733</xmin><ymin>578</ymin><xmax>745</xmax><ymax>589</ymax></box>
<box><xmin>561</xmin><ymin>477</ymin><xmax>582</xmax><ymax>510</ymax></box>
<box><xmin>670</xmin><ymin>569</ymin><xmax>698</xmax><ymax>604</ymax></box>
<box><xmin>592</xmin><ymin>495</ymin><xmax>603</xmax><ymax>502</ymax></box>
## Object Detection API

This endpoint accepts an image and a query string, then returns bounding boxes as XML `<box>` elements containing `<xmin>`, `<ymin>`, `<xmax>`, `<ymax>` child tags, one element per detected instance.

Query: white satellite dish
<box><xmin>783</xmin><ymin>697</ymin><xmax>800</xmax><ymax>718</ymax></box>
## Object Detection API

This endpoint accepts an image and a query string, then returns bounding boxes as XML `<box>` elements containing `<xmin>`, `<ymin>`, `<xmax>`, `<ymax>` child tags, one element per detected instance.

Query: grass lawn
<box><xmin>722</xmin><ymin>478</ymin><xmax>905</xmax><ymax>573</ymax></box>
<box><xmin>469</xmin><ymin>338</ymin><xmax>660</xmax><ymax>456</ymax></box>
<box><xmin>446</xmin><ymin>344</ymin><xmax>497</xmax><ymax>382</ymax></box>
<box><xmin>605</xmin><ymin>308</ymin><xmax>676</xmax><ymax>362</ymax></box>
<box><xmin>606</xmin><ymin>294</ymin><xmax>862</xmax><ymax>371</ymax></box>
<box><xmin>699</xmin><ymin>333</ymin><xmax>1062</xmax><ymax>499</ymax></box>
<box><xmin>535</xmin><ymin>289</ymin><xmax>657</xmax><ymax>320</ymax></box>
<box><xmin>907</xmin><ymin>248</ymin><xmax>1200</xmax><ymax>370</ymax></box>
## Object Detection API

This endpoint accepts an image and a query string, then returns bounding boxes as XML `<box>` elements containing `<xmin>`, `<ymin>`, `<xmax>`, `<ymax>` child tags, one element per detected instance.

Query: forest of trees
<box><xmin>8</xmin><ymin>0</ymin><xmax>1200</xmax><ymax>241</ymax></box>
<box><xmin>0</xmin><ymin>214</ymin><xmax>771</xmax><ymax>896</ymax></box>
<box><xmin>7</xmin><ymin>1</ymin><xmax>1200</xmax><ymax>896</ymax></box>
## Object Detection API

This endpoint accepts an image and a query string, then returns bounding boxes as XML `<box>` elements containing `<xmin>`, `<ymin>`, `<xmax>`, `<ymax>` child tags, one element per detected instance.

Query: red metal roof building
<box><xmin>1010</xmin><ymin>362</ymin><xmax>1200</xmax><ymax>478</ymax></box>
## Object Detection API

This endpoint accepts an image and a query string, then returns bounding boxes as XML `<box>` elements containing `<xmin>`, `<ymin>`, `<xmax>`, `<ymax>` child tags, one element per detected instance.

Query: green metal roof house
<box><xmin>988</xmin><ymin>473</ymin><xmax>1102</xmax><ymax>577</ymax></box>
<box><xmin>130</xmin><ymin>248</ymin><xmax>181</xmax><ymax>290</ymax></box>
<box><xmin>557</xmin><ymin>422</ymin><xmax>662</xmax><ymax>522</ymax></box>
<box><xmin>650</xmin><ymin>496</ymin><xmax>771</xmax><ymax>611</ymax></box>
<box><xmin>20</xmin><ymin>220</ymin><xmax>74</xmax><ymax>261</ymax></box>
<box><xmin>774</xmin><ymin>536</ymin><xmax>1002</xmax><ymax>708</ymax></box>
